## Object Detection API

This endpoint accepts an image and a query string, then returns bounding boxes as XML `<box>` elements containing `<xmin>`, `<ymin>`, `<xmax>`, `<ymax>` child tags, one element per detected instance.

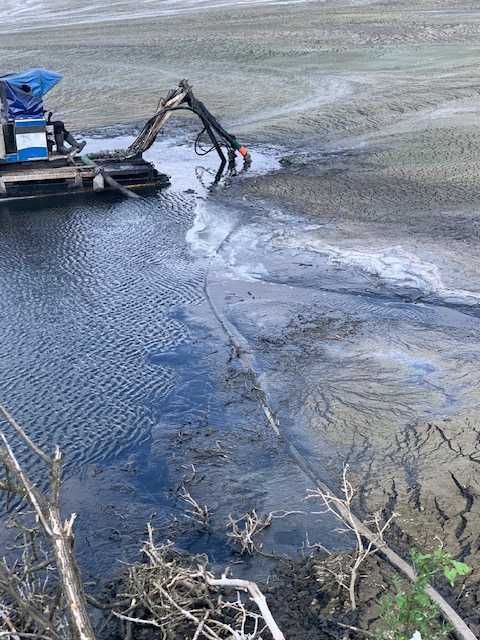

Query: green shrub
<box><xmin>377</xmin><ymin>547</ymin><xmax>471</xmax><ymax>640</ymax></box>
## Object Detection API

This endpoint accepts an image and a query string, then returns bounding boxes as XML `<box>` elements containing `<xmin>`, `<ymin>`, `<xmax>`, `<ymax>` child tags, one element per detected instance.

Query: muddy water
<box><xmin>0</xmin><ymin>0</ymin><xmax>321</xmax><ymax>32</ymax></box>
<box><xmin>201</xmin><ymin>189</ymin><xmax>480</xmax><ymax>453</ymax></box>
<box><xmin>0</xmin><ymin>134</ymin><xmax>346</xmax><ymax>580</ymax></box>
<box><xmin>2</xmin><ymin>0</ymin><xmax>480</xmax><ymax>615</ymax></box>
<box><xmin>0</xmin><ymin>138</ymin><xmax>324</xmax><ymax>578</ymax></box>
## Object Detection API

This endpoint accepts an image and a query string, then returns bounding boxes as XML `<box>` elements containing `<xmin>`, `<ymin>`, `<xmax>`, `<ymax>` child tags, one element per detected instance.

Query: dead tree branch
<box><xmin>0</xmin><ymin>408</ymin><xmax>285</xmax><ymax>640</ymax></box>
<box><xmin>203</xmin><ymin>573</ymin><xmax>285</xmax><ymax>640</ymax></box>
<box><xmin>0</xmin><ymin>403</ymin><xmax>95</xmax><ymax>640</ymax></box>
<box><xmin>306</xmin><ymin>464</ymin><xmax>476</xmax><ymax>640</ymax></box>
<box><xmin>307</xmin><ymin>465</ymin><xmax>396</xmax><ymax>610</ymax></box>
<box><xmin>227</xmin><ymin>510</ymin><xmax>272</xmax><ymax>555</ymax></box>
<box><xmin>178</xmin><ymin>486</ymin><xmax>210</xmax><ymax>527</ymax></box>
<box><xmin>113</xmin><ymin>523</ymin><xmax>284</xmax><ymax>639</ymax></box>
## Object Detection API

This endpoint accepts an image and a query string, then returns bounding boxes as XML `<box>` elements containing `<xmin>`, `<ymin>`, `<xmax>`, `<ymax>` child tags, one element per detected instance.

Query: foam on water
<box><xmin>188</xmin><ymin>188</ymin><xmax>480</xmax><ymax>311</ymax></box>
<box><xmin>272</xmin><ymin>231</ymin><xmax>480</xmax><ymax>306</ymax></box>
<box><xmin>186</xmin><ymin>199</ymin><xmax>241</xmax><ymax>258</ymax></box>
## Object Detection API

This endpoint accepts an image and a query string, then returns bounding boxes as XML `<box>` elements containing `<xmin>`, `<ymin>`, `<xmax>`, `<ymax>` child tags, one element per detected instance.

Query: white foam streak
<box><xmin>186</xmin><ymin>199</ymin><xmax>239</xmax><ymax>257</ymax></box>
<box><xmin>276</xmin><ymin>233</ymin><xmax>480</xmax><ymax>305</ymax></box>
<box><xmin>0</xmin><ymin>0</ymin><xmax>316</xmax><ymax>32</ymax></box>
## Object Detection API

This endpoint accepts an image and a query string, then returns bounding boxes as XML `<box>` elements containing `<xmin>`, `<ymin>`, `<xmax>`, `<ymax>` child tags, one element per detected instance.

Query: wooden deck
<box><xmin>0</xmin><ymin>155</ymin><xmax>170</xmax><ymax>201</ymax></box>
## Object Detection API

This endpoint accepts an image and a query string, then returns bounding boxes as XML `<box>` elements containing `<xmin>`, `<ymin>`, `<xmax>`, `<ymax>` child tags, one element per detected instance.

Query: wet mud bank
<box><xmin>192</xmin><ymin>139</ymin><xmax>480</xmax><ymax>634</ymax></box>
<box><xmin>238</xmin><ymin>147</ymin><xmax>480</xmax><ymax>518</ymax></box>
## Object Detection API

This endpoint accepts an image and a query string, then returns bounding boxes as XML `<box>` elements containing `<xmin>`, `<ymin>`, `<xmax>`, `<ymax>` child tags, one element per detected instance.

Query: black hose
<box><xmin>194</xmin><ymin>126</ymin><xmax>217</xmax><ymax>156</ymax></box>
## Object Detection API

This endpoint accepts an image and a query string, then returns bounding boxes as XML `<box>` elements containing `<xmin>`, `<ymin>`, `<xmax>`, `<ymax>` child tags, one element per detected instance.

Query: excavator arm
<box><xmin>127</xmin><ymin>80</ymin><xmax>251</xmax><ymax>180</ymax></box>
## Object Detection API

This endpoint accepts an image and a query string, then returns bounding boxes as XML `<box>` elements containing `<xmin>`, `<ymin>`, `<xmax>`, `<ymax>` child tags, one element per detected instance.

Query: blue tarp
<box><xmin>0</xmin><ymin>68</ymin><xmax>63</xmax><ymax>120</ymax></box>
<box><xmin>1</xmin><ymin>69</ymin><xmax>63</xmax><ymax>98</ymax></box>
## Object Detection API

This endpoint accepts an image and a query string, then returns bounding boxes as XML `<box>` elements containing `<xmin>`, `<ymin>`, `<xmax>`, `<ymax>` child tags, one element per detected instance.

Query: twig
<box><xmin>0</xmin><ymin>404</ymin><xmax>51</xmax><ymax>465</ymax></box>
<box><xmin>178</xmin><ymin>487</ymin><xmax>210</xmax><ymax>527</ymax></box>
<box><xmin>227</xmin><ymin>510</ymin><xmax>272</xmax><ymax>555</ymax></box>
<box><xmin>307</xmin><ymin>465</ymin><xmax>396</xmax><ymax>611</ymax></box>
<box><xmin>332</xmin><ymin>620</ymin><xmax>376</xmax><ymax>638</ymax></box>
<box><xmin>85</xmin><ymin>594</ymin><xmax>131</xmax><ymax>610</ymax></box>
<box><xmin>204</xmin><ymin>573</ymin><xmax>285</xmax><ymax>640</ymax></box>
<box><xmin>0</xmin><ymin>434</ymin><xmax>52</xmax><ymax>536</ymax></box>
<box><xmin>0</xmin><ymin>564</ymin><xmax>58</xmax><ymax>638</ymax></box>
<box><xmin>0</xmin><ymin>634</ymin><xmax>54</xmax><ymax>639</ymax></box>
<box><xmin>117</xmin><ymin>530</ymin><xmax>281</xmax><ymax>640</ymax></box>
<box><xmin>193</xmin><ymin>611</ymin><xmax>210</xmax><ymax>640</ymax></box>
<box><xmin>111</xmin><ymin>611</ymin><xmax>161</xmax><ymax>628</ymax></box>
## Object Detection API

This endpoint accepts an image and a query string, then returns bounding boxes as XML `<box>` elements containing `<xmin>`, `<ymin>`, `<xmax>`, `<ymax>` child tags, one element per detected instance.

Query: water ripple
<box><xmin>0</xmin><ymin>192</ymin><xmax>202</xmax><ymax>469</ymax></box>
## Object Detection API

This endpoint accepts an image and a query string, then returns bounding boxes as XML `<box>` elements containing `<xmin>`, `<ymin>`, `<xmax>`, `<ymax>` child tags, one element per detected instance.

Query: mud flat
<box><xmin>0</xmin><ymin>0</ymin><xmax>479</xmax><ymax>133</ymax></box>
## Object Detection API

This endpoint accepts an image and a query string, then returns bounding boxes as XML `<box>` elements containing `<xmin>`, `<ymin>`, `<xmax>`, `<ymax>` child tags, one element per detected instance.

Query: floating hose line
<box><xmin>201</xmin><ymin>221</ymin><xmax>476</xmax><ymax>640</ymax></box>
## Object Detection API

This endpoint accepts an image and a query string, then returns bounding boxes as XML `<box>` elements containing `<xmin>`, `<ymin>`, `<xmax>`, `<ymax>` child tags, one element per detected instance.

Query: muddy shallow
<box><xmin>2</xmin><ymin>0</ymin><xmax>480</xmax><ymax>636</ymax></box>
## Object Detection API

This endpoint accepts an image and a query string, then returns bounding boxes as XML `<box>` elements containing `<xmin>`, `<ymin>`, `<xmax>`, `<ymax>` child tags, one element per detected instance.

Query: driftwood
<box><xmin>204</xmin><ymin>574</ymin><xmax>285</xmax><ymax>640</ymax></box>
<box><xmin>307</xmin><ymin>465</ymin><xmax>397</xmax><ymax>612</ymax></box>
<box><xmin>0</xmin><ymin>404</ymin><xmax>95</xmax><ymax>640</ymax></box>
<box><xmin>227</xmin><ymin>510</ymin><xmax>273</xmax><ymax>556</ymax></box>
<box><xmin>178</xmin><ymin>486</ymin><xmax>210</xmax><ymax>527</ymax></box>
<box><xmin>113</xmin><ymin>523</ymin><xmax>285</xmax><ymax>640</ymax></box>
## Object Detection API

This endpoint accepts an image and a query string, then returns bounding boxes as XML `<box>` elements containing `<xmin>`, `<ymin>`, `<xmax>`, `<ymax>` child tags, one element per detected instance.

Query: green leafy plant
<box><xmin>377</xmin><ymin>547</ymin><xmax>471</xmax><ymax>640</ymax></box>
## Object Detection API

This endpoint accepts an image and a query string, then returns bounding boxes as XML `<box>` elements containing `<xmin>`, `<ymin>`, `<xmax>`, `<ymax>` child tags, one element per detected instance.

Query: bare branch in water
<box><xmin>227</xmin><ymin>510</ymin><xmax>272</xmax><ymax>555</ymax></box>
<box><xmin>0</xmin><ymin>405</ymin><xmax>95</xmax><ymax>640</ymax></box>
<box><xmin>306</xmin><ymin>464</ymin><xmax>397</xmax><ymax>611</ymax></box>
<box><xmin>178</xmin><ymin>486</ymin><xmax>210</xmax><ymax>527</ymax></box>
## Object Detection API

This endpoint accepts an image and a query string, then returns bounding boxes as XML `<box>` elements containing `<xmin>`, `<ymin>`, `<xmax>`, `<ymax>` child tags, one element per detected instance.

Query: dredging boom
<box><xmin>128</xmin><ymin>80</ymin><xmax>252</xmax><ymax>180</ymax></box>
